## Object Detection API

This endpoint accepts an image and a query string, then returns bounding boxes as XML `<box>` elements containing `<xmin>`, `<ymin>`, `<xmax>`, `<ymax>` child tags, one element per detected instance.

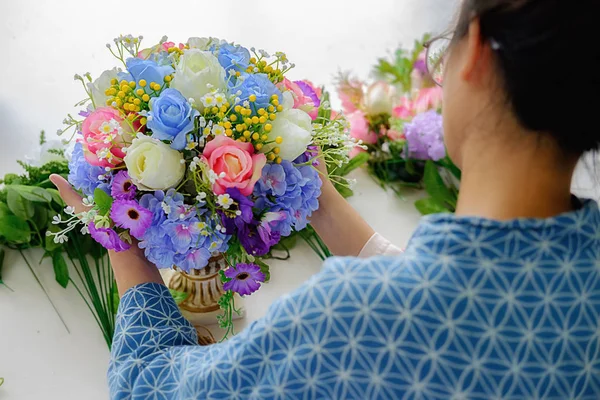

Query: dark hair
<box><xmin>453</xmin><ymin>0</ymin><xmax>600</xmax><ymax>155</ymax></box>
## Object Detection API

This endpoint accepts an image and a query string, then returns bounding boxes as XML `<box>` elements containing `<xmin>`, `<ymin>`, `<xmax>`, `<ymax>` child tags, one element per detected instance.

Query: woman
<box><xmin>52</xmin><ymin>0</ymin><xmax>600</xmax><ymax>398</ymax></box>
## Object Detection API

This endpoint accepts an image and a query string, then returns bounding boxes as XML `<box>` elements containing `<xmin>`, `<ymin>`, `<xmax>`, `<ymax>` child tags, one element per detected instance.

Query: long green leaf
<box><xmin>47</xmin><ymin>188</ymin><xmax>65</xmax><ymax>207</ymax></box>
<box><xmin>6</xmin><ymin>188</ymin><xmax>34</xmax><ymax>220</ymax></box>
<box><xmin>44</xmin><ymin>224</ymin><xmax>63</xmax><ymax>252</ymax></box>
<box><xmin>423</xmin><ymin>160</ymin><xmax>455</xmax><ymax>208</ymax></box>
<box><xmin>0</xmin><ymin>215</ymin><xmax>31</xmax><ymax>243</ymax></box>
<box><xmin>340</xmin><ymin>152</ymin><xmax>369</xmax><ymax>176</ymax></box>
<box><xmin>10</xmin><ymin>185</ymin><xmax>52</xmax><ymax>203</ymax></box>
<box><xmin>0</xmin><ymin>248</ymin><xmax>5</xmax><ymax>284</ymax></box>
<box><xmin>52</xmin><ymin>251</ymin><xmax>69</xmax><ymax>288</ymax></box>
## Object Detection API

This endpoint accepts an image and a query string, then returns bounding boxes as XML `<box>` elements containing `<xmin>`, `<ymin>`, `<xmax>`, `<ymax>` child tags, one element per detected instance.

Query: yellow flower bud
<box><xmin>258</xmin><ymin>108</ymin><xmax>266</xmax><ymax>116</ymax></box>
<box><xmin>272</xmin><ymin>99</ymin><xmax>280</xmax><ymax>107</ymax></box>
<box><xmin>136</xmin><ymin>89</ymin><xmax>144</xmax><ymax>96</ymax></box>
<box><xmin>239</xmin><ymin>137</ymin><xmax>247</xmax><ymax>142</ymax></box>
<box><xmin>236</xmin><ymin>125</ymin><xmax>244</xmax><ymax>133</ymax></box>
<box><xmin>211</xmin><ymin>107</ymin><xmax>219</xmax><ymax>114</ymax></box>
<box><xmin>140</xmin><ymin>117</ymin><xmax>147</xmax><ymax>125</ymax></box>
<box><xmin>110</xmin><ymin>78</ymin><xmax>118</xmax><ymax>85</ymax></box>
<box><xmin>139</xmin><ymin>79</ymin><xmax>147</xmax><ymax>87</ymax></box>
<box><xmin>234</xmin><ymin>105</ymin><xmax>242</xmax><ymax>113</ymax></box>
<box><xmin>128</xmin><ymin>96</ymin><xmax>135</xmax><ymax>103</ymax></box>
<box><xmin>264</xmin><ymin>66</ymin><xmax>273</xmax><ymax>73</ymax></box>
<box><xmin>129</xmin><ymin>81</ymin><xmax>136</xmax><ymax>88</ymax></box>
<box><xmin>149</xmin><ymin>82</ymin><xmax>158</xmax><ymax>90</ymax></box>
<box><xmin>243</xmin><ymin>130</ymin><xmax>251</xmax><ymax>138</ymax></box>
<box><xmin>229</xmin><ymin>114</ymin><xmax>238</xmax><ymax>122</ymax></box>
<box><xmin>117</xmin><ymin>91</ymin><xmax>126</xmax><ymax>99</ymax></box>
<box><xmin>244</xmin><ymin>118</ymin><xmax>252</xmax><ymax>125</ymax></box>
<box><xmin>249</xmin><ymin>94</ymin><xmax>257</xmax><ymax>102</ymax></box>
<box><xmin>115</xmin><ymin>99</ymin><xmax>123</xmax><ymax>107</ymax></box>
<box><xmin>268</xmin><ymin>105</ymin><xmax>275</xmax><ymax>112</ymax></box>
<box><xmin>105</xmin><ymin>99</ymin><xmax>112</xmax><ymax>106</ymax></box>
<box><xmin>264</xmin><ymin>124</ymin><xmax>273</xmax><ymax>132</ymax></box>
<box><xmin>252</xmin><ymin>133</ymin><xmax>259</xmax><ymax>140</ymax></box>
<box><xmin>109</xmin><ymin>88</ymin><xmax>117</xmax><ymax>96</ymax></box>
<box><xmin>269</xmin><ymin>114</ymin><xmax>277</xmax><ymax>121</ymax></box>
<box><xmin>277</xmin><ymin>105</ymin><xmax>284</xmax><ymax>112</ymax></box>
<box><xmin>127</xmin><ymin>113</ymin><xmax>135</xmax><ymax>121</ymax></box>
<box><xmin>268</xmin><ymin>153</ymin><xmax>276</xmax><ymax>161</ymax></box>
<box><xmin>255</xmin><ymin>143</ymin><xmax>263</xmax><ymax>150</ymax></box>
<box><xmin>217</xmin><ymin>112</ymin><xmax>225</xmax><ymax>119</ymax></box>
<box><xmin>261</xmin><ymin>134</ymin><xmax>268</xmax><ymax>141</ymax></box>
<box><xmin>164</xmin><ymin>75</ymin><xmax>172</xmax><ymax>82</ymax></box>
<box><xmin>249</xmin><ymin>57</ymin><xmax>257</xmax><ymax>64</ymax></box>
<box><xmin>224</xmin><ymin>121</ymin><xmax>232</xmax><ymax>129</ymax></box>
<box><xmin>273</xmin><ymin>147</ymin><xmax>281</xmax><ymax>154</ymax></box>
<box><xmin>120</xmin><ymin>80</ymin><xmax>128</xmax><ymax>86</ymax></box>
<box><xmin>133</xmin><ymin>98</ymin><xmax>141</xmax><ymax>105</ymax></box>
<box><xmin>276</xmin><ymin>157</ymin><xmax>282</xmax><ymax>164</ymax></box>
<box><xmin>220</xmin><ymin>106</ymin><xmax>228</xmax><ymax>113</ymax></box>
<box><xmin>225</xmin><ymin>129</ymin><xmax>233</xmax><ymax>137</ymax></box>
<box><xmin>259</xmin><ymin>116</ymin><xmax>267</xmax><ymax>124</ymax></box>
<box><xmin>142</xmin><ymin>94</ymin><xmax>150</xmax><ymax>102</ymax></box>
<box><xmin>135</xmin><ymin>105</ymin><xmax>141</xmax><ymax>112</ymax></box>
<box><xmin>252</xmin><ymin>116</ymin><xmax>259</xmax><ymax>124</ymax></box>
<box><xmin>104</xmin><ymin>89</ymin><xmax>112</xmax><ymax>96</ymax></box>
<box><xmin>271</xmin><ymin>94</ymin><xmax>279</xmax><ymax>101</ymax></box>
<box><xmin>275</xmin><ymin>136</ymin><xmax>283</xmax><ymax>144</ymax></box>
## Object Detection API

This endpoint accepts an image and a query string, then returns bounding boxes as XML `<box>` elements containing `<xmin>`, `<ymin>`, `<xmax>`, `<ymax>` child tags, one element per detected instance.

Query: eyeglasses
<box><xmin>424</xmin><ymin>36</ymin><xmax>452</xmax><ymax>87</ymax></box>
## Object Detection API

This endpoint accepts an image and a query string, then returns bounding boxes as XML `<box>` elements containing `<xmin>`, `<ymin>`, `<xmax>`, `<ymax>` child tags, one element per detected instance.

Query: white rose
<box><xmin>263</xmin><ymin>109</ymin><xmax>313</xmax><ymax>161</ymax></box>
<box><xmin>187</xmin><ymin>37</ymin><xmax>213</xmax><ymax>50</ymax></box>
<box><xmin>364</xmin><ymin>81</ymin><xmax>395</xmax><ymax>116</ymax></box>
<box><xmin>87</xmin><ymin>68</ymin><xmax>119</xmax><ymax>109</ymax></box>
<box><xmin>170</xmin><ymin>49</ymin><xmax>227</xmax><ymax>109</ymax></box>
<box><xmin>124</xmin><ymin>135</ymin><xmax>185</xmax><ymax>191</ymax></box>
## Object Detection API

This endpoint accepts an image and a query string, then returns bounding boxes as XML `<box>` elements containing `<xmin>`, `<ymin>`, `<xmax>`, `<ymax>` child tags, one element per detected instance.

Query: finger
<box><xmin>49</xmin><ymin>174</ymin><xmax>89</xmax><ymax>214</ymax></box>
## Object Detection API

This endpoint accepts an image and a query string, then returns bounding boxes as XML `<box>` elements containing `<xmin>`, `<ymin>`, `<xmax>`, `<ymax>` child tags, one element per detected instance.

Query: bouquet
<box><xmin>51</xmin><ymin>35</ymin><xmax>355</xmax><ymax>337</ymax></box>
<box><xmin>337</xmin><ymin>35</ymin><xmax>460</xmax><ymax>214</ymax></box>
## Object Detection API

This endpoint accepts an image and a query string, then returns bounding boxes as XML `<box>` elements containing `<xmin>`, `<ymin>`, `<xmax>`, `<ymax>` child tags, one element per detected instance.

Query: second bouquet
<box><xmin>52</xmin><ymin>35</ymin><xmax>355</xmax><ymax>340</ymax></box>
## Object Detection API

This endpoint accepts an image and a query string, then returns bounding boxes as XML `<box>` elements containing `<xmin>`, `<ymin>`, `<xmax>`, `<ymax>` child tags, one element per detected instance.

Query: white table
<box><xmin>0</xmin><ymin>169</ymin><xmax>424</xmax><ymax>400</ymax></box>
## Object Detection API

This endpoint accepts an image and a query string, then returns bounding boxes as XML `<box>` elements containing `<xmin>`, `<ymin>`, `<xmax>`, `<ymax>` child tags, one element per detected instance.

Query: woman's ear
<box><xmin>460</xmin><ymin>19</ymin><xmax>495</xmax><ymax>85</ymax></box>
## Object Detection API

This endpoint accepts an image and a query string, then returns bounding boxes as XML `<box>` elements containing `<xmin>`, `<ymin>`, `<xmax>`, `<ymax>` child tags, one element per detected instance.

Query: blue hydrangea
<box><xmin>254</xmin><ymin>159</ymin><xmax>322</xmax><ymax>237</ymax></box>
<box><xmin>235</xmin><ymin>73</ymin><xmax>282</xmax><ymax>114</ymax></box>
<box><xmin>139</xmin><ymin>190</ymin><xmax>229</xmax><ymax>272</ymax></box>
<box><xmin>68</xmin><ymin>142</ymin><xmax>110</xmax><ymax>197</ymax></box>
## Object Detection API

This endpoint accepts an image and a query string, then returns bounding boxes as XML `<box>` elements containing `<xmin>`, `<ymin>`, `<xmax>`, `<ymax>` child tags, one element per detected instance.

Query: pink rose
<box><xmin>413</xmin><ymin>87</ymin><xmax>443</xmax><ymax>114</ymax></box>
<box><xmin>393</xmin><ymin>96</ymin><xmax>415</xmax><ymax>120</ymax></box>
<box><xmin>81</xmin><ymin>107</ymin><xmax>132</xmax><ymax>168</ymax></box>
<box><xmin>347</xmin><ymin>110</ymin><xmax>377</xmax><ymax>145</ymax></box>
<box><xmin>202</xmin><ymin>136</ymin><xmax>267</xmax><ymax>196</ymax></box>
<box><xmin>337</xmin><ymin>78</ymin><xmax>363</xmax><ymax>115</ymax></box>
<box><xmin>279</xmin><ymin>79</ymin><xmax>320</xmax><ymax>120</ymax></box>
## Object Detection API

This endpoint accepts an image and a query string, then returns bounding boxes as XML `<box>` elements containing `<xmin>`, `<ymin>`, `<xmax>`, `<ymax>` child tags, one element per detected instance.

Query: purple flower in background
<box><xmin>404</xmin><ymin>110</ymin><xmax>446</xmax><ymax>161</ymax></box>
<box><xmin>110</xmin><ymin>200</ymin><xmax>153</xmax><ymax>239</ymax></box>
<box><xmin>89</xmin><ymin>223</ymin><xmax>130</xmax><ymax>252</ymax></box>
<box><xmin>258</xmin><ymin>212</ymin><xmax>285</xmax><ymax>246</ymax></box>
<box><xmin>68</xmin><ymin>142</ymin><xmax>110</xmax><ymax>197</ymax></box>
<box><xmin>221</xmin><ymin>188</ymin><xmax>254</xmax><ymax>234</ymax></box>
<box><xmin>111</xmin><ymin>171</ymin><xmax>136</xmax><ymax>200</ymax></box>
<box><xmin>223</xmin><ymin>263</ymin><xmax>265</xmax><ymax>296</ymax></box>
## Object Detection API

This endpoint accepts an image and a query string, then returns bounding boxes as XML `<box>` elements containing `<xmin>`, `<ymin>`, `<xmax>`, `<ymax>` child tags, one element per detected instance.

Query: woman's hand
<box><xmin>50</xmin><ymin>174</ymin><xmax>165</xmax><ymax>296</ymax></box>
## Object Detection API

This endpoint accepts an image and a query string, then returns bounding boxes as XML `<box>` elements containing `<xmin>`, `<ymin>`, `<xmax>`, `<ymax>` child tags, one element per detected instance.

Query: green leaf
<box><xmin>47</xmin><ymin>189</ymin><xmax>65</xmax><ymax>207</ymax></box>
<box><xmin>169</xmin><ymin>289</ymin><xmax>189</xmax><ymax>305</ymax></box>
<box><xmin>94</xmin><ymin>188</ymin><xmax>113</xmax><ymax>216</ymax></box>
<box><xmin>9</xmin><ymin>185</ymin><xmax>52</xmax><ymax>203</ymax></box>
<box><xmin>0</xmin><ymin>248</ymin><xmax>5</xmax><ymax>284</ymax></box>
<box><xmin>340</xmin><ymin>152</ymin><xmax>369</xmax><ymax>176</ymax></box>
<box><xmin>0</xmin><ymin>202</ymin><xmax>10</xmax><ymax>218</ymax></box>
<box><xmin>32</xmin><ymin>205</ymin><xmax>48</xmax><ymax>231</ymax></box>
<box><xmin>0</xmin><ymin>215</ymin><xmax>31</xmax><ymax>243</ymax></box>
<box><xmin>51</xmin><ymin>251</ymin><xmax>69</xmax><ymax>288</ymax></box>
<box><xmin>6</xmin><ymin>188</ymin><xmax>34</xmax><ymax>220</ymax></box>
<box><xmin>112</xmin><ymin>284</ymin><xmax>120</xmax><ymax>314</ymax></box>
<box><xmin>44</xmin><ymin>223</ymin><xmax>63</xmax><ymax>252</ymax></box>
<box><xmin>334</xmin><ymin>183</ymin><xmax>354</xmax><ymax>199</ymax></box>
<box><xmin>415</xmin><ymin>197</ymin><xmax>452</xmax><ymax>215</ymax></box>
<box><xmin>423</xmin><ymin>160</ymin><xmax>455</xmax><ymax>208</ymax></box>
<box><xmin>255</xmin><ymin>259</ymin><xmax>271</xmax><ymax>282</ymax></box>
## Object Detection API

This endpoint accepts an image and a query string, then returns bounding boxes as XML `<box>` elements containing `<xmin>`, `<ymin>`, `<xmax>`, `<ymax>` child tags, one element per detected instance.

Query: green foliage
<box><xmin>94</xmin><ymin>188</ymin><xmax>113</xmax><ymax>216</ymax></box>
<box><xmin>169</xmin><ymin>289</ymin><xmax>190</xmax><ymax>305</ymax></box>
<box><xmin>374</xmin><ymin>34</ymin><xmax>431</xmax><ymax>92</ymax></box>
<box><xmin>52</xmin><ymin>251</ymin><xmax>69</xmax><ymax>288</ymax></box>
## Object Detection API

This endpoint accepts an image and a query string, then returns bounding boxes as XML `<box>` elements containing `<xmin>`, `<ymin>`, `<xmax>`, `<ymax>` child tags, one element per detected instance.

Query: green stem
<box><xmin>18</xmin><ymin>250</ymin><xmax>70</xmax><ymax>333</ymax></box>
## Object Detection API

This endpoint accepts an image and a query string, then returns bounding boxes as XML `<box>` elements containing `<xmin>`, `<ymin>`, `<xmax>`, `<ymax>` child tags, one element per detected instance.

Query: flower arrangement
<box><xmin>51</xmin><ymin>35</ymin><xmax>356</xmax><ymax>337</ymax></box>
<box><xmin>337</xmin><ymin>35</ymin><xmax>460</xmax><ymax>214</ymax></box>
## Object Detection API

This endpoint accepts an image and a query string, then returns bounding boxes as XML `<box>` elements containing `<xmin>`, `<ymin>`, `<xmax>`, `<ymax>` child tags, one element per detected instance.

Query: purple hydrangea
<box><xmin>68</xmin><ymin>142</ymin><xmax>110</xmax><ymax>197</ymax></box>
<box><xmin>254</xmin><ymin>159</ymin><xmax>322</xmax><ymax>237</ymax></box>
<box><xmin>138</xmin><ymin>190</ymin><xmax>230</xmax><ymax>272</ymax></box>
<box><xmin>404</xmin><ymin>110</ymin><xmax>446</xmax><ymax>161</ymax></box>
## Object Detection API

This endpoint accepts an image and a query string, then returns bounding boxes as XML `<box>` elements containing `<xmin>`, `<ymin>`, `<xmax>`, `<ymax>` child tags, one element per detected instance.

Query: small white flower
<box><xmin>208</xmin><ymin>170</ymin><xmax>219</xmax><ymax>184</ymax></box>
<box><xmin>189</xmin><ymin>162</ymin><xmax>198</xmax><ymax>172</ymax></box>
<box><xmin>221</xmin><ymin>228</ymin><xmax>227</xmax><ymax>233</ymax></box>
<box><xmin>209</xmin><ymin>242</ymin><xmax>218</xmax><ymax>251</ymax></box>
<box><xmin>82</xmin><ymin>196</ymin><xmax>94</xmax><ymax>207</ymax></box>
<box><xmin>188</xmin><ymin>97</ymin><xmax>195</xmax><ymax>104</ymax></box>
<box><xmin>180</xmin><ymin>159</ymin><xmax>186</xmax><ymax>164</ymax></box>
<box><xmin>161</xmin><ymin>202</ymin><xmax>172</xmax><ymax>215</ymax></box>
<box><xmin>200</xmin><ymin>94</ymin><xmax>215</xmax><ymax>108</ymax></box>
<box><xmin>218</xmin><ymin>172</ymin><xmax>227</xmax><ymax>178</ymax></box>
<box><xmin>253</xmin><ymin>67</ymin><xmax>259</xmax><ymax>73</ymax></box>
<box><xmin>214</xmin><ymin>92</ymin><xmax>226</xmax><ymax>107</ymax></box>
<box><xmin>80</xmin><ymin>226</ymin><xmax>90</xmax><ymax>235</ymax></box>
<box><xmin>228</xmin><ymin>69</ymin><xmax>236</xmax><ymax>76</ymax></box>
<box><xmin>64</xmin><ymin>206</ymin><xmax>75</xmax><ymax>215</ymax></box>
<box><xmin>216</xmin><ymin>224</ymin><xmax>222</xmax><ymax>231</ymax></box>
<box><xmin>52</xmin><ymin>215</ymin><xmax>62</xmax><ymax>224</ymax></box>
<box><xmin>196</xmin><ymin>192</ymin><xmax>207</xmax><ymax>201</ymax></box>
<box><xmin>243</xmin><ymin>100</ymin><xmax>250</xmax><ymax>108</ymax></box>
<box><xmin>212</xmin><ymin>125</ymin><xmax>225</xmax><ymax>136</ymax></box>
<box><xmin>196</xmin><ymin>222</ymin><xmax>207</xmax><ymax>230</ymax></box>
<box><xmin>199</xmin><ymin>117</ymin><xmax>207</xmax><ymax>128</ymax></box>
<box><xmin>381</xmin><ymin>142</ymin><xmax>391</xmax><ymax>154</ymax></box>
<box><xmin>179</xmin><ymin>213</ymin><xmax>186</xmax><ymax>220</ymax></box>
<box><xmin>217</xmin><ymin>194</ymin><xmax>234</xmax><ymax>209</ymax></box>
<box><xmin>235</xmin><ymin>210</ymin><xmax>242</xmax><ymax>216</ymax></box>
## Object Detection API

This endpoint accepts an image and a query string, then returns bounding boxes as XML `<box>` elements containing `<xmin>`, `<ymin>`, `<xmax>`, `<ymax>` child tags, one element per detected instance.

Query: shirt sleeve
<box><xmin>358</xmin><ymin>232</ymin><xmax>403</xmax><ymax>257</ymax></box>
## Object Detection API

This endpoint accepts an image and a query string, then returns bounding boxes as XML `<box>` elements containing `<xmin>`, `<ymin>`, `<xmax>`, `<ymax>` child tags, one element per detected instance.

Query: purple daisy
<box><xmin>111</xmin><ymin>171</ymin><xmax>136</xmax><ymax>200</ymax></box>
<box><xmin>223</xmin><ymin>263</ymin><xmax>266</xmax><ymax>296</ymax></box>
<box><xmin>89</xmin><ymin>223</ymin><xmax>131</xmax><ymax>252</ymax></box>
<box><xmin>110</xmin><ymin>200</ymin><xmax>153</xmax><ymax>240</ymax></box>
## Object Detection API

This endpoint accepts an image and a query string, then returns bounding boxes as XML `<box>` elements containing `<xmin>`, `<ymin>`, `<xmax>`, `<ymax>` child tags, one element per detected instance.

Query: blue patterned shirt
<box><xmin>109</xmin><ymin>200</ymin><xmax>600</xmax><ymax>399</ymax></box>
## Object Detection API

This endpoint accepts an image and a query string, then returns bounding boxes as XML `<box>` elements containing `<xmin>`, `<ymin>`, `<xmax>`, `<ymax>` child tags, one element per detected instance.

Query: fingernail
<box><xmin>49</xmin><ymin>174</ymin><xmax>60</xmax><ymax>187</ymax></box>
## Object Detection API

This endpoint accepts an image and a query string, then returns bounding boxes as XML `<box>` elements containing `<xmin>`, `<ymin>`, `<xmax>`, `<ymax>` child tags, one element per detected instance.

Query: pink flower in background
<box><xmin>386</xmin><ymin>129</ymin><xmax>405</xmax><ymax>141</ymax></box>
<box><xmin>81</xmin><ymin>107</ymin><xmax>132</xmax><ymax>168</ymax></box>
<box><xmin>413</xmin><ymin>87</ymin><xmax>443</xmax><ymax>114</ymax></box>
<box><xmin>347</xmin><ymin>110</ymin><xmax>377</xmax><ymax>145</ymax></box>
<box><xmin>337</xmin><ymin>77</ymin><xmax>363</xmax><ymax>114</ymax></box>
<box><xmin>279</xmin><ymin>79</ymin><xmax>320</xmax><ymax>119</ymax></box>
<box><xmin>202</xmin><ymin>135</ymin><xmax>267</xmax><ymax>196</ymax></box>
<box><xmin>393</xmin><ymin>96</ymin><xmax>415</xmax><ymax>120</ymax></box>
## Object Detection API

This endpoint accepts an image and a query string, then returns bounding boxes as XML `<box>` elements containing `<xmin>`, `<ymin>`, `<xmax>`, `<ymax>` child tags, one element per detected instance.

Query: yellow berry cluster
<box><xmin>104</xmin><ymin>75</ymin><xmax>173</xmax><ymax>126</ymax></box>
<box><xmin>246</xmin><ymin>57</ymin><xmax>284</xmax><ymax>83</ymax></box>
<box><xmin>206</xmin><ymin>94</ymin><xmax>284</xmax><ymax>164</ymax></box>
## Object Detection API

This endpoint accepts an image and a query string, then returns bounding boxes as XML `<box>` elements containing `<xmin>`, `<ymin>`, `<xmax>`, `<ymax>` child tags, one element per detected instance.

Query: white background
<box><xmin>0</xmin><ymin>1</ymin><xmax>598</xmax><ymax>399</ymax></box>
